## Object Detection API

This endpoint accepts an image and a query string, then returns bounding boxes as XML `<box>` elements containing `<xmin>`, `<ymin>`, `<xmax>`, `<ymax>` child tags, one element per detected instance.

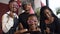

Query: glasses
<box><xmin>27</xmin><ymin>20</ymin><xmax>38</xmax><ymax>24</ymax></box>
<box><xmin>13</xmin><ymin>4</ymin><xmax>19</xmax><ymax>8</ymax></box>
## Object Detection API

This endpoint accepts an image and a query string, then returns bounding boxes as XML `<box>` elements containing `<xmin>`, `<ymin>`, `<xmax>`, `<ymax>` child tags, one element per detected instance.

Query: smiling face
<box><xmin>9</xmin><ymin>1</ymin><xmax>19</xmax><ymax>13</ymax></box>
<box><xmin>25</xmin><ymin>3</ymin><xmax>31</xmax><ymax>11</ymax></box>
<box><xmin>23</xmin><ymin>3</ymin><xmax>31</xmax><ymax>13</ymax></box>
<box><xmin>27</xmin><ymin>16</ymin><xmax>38</xmax><ymax>29</ymax></box>
<box><xmin>44</xmin><ymin>9</ymin><xmax>52</xmax><ymax>19</ymax></box>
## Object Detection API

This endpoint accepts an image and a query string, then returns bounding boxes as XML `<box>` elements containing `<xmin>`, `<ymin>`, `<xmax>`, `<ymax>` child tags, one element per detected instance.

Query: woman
<box><xmin>27</xmin><ymin>14</ymin><xmax>41</xmax><ymax>32</ymax></box>
<box><xmin>18</xmin><ymin>2</ymin><xmax>34</xmax><ymax>29</ymax></box>
<box><xmin>40</xmin><ymin>6</ymin><xmax>60</xmax><ymax>34</ymax></box>
<box><xmin>2</xmin><ymin>0</ymin><xmax>19</xmax><ymax>34</ymax></box>
<box><xmin>15</xmin><ymin>14</ymin><xmax>41</xmax><ymax>34</ymax></box>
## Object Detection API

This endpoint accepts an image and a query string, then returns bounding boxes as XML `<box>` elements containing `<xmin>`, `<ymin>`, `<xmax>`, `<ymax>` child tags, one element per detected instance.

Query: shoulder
<box><xmin>2</xmin><ymin>11</ymin><xmax>10</xmax><ymax>17</ymax></box>
<box><xmin>2</xmin><ymin>14</ymin><xmax>9</xmax><ymax>21</ymax></box>
<box><xmin>19</xmin><ymin>12</ymin><xmax>25</xmax><ymax>16</ymax></box>
<box><xmin>2</xmin><ymin>14</ymin><xmax>8</xmax><ymax>18</ymax></box>
<box><xmin>18</xmin><ymin>12</ymin><xmax>25</xmax><ymax>18</ymax></box>
<box><xmin>54</xmin><ymin>17</ymin><xmax>60</xmax><ymax>23</ymax></box>
<box><xmin>54</xmin><ymin>18</ymin><xmax>60</xmax><ymax>26</ymax></box>
<box><xmin>14</xmin><ymin>13</ymin><xmax>19</xmax><ymax>19</ymax></box>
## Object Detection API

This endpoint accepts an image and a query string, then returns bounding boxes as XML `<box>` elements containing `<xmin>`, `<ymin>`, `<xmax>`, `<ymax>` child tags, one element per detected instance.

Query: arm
<box><xmin>14</xmin><ymin>23</ymin><xmax>28</xmax><ymax>34</ymax></box>
<box><xmin>2</xmin><ymin>14</ymin><xmax>14</xmax><ymax>33</ymax></box>
<box><xmin>55</xmin><ymin>19</ymin><xmax>60</xmax><ymax>34</ymax></box>
<box><xmin>2</xmin><ymin>14</ymin><xmax>9</xmax><ymax>33</ymax></box>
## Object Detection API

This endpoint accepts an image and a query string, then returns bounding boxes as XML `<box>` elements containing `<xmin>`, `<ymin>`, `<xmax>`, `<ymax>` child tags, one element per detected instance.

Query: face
<box><xmin>9</xmin><ymin>1</ymin><xmax>19</xmax><ymax>12</ymax></box>
<box><xmin>27</xmin><ymin>16</ymin><xmax>38</xmax><ymax>28</ymax></box>
<box><xmin>25</xmin><ymin>3</ymin><xmax>31</xmax><ymax>11</ymax></box>
<box><xmin>44</xmin><ymin>9</ymin><xmax>52</xmax><ymax>19</ymax></box>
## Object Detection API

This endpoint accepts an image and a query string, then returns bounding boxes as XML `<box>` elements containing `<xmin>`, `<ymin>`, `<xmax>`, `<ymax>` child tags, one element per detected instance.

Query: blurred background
<box><xmin>0</xmin><ymin>0</ymin><xmax>60</xmax><ymax>34</ymax></box>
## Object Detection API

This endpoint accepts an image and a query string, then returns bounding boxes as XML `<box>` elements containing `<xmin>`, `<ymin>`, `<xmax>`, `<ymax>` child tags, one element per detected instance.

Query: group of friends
<box><xmin>2</xmin><ymin>0</ymin><xmax>60</xmax><ymax>34</ymax></box>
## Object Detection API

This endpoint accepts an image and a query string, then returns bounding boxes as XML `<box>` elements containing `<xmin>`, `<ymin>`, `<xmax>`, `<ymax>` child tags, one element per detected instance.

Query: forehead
<box><xmin>24</xmin><ymin>3</ymin><xmax>31</xmax><ymax>6</ymax></box>
<box><xmin>44</xmin><ymin>9</ymin><xmax>51</xmax><ymax>12</ymax></box>
<box><xmin>27</xmin><ymin>3</ymin><xmax>31</xmax><ymax>6</ymax></box>
<box><xmin>9</xmin><ymin>1</ymin><xmax>18</xmax><ymax>5</ymax></box>
<box><xmin>28</xmin><ymin>16</ymin><xmax>37</xmax><ymax>20</ymax></box>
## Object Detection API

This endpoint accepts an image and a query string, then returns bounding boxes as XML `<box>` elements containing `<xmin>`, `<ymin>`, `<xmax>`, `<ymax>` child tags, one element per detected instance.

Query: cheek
<box><xmin>26</xmin><ymin>6</ymin><xmax>30</xmax><ymax>9</ymax></box>
<box><xmin>9</xmin><ymin>5</ymin><xmax>13</xmax><ymax>10</ymax></box>
<box><xmin>9</xmin><ymin>6</ymin><xmax>13</xmax><ymax>9</ymax></box>
<box><xmin>45</xmin><ymin>12</ymin><xmax>50</xmax><ymax>16</ymax></box>
<box><xmin>13</xmin><ymin>8</ymin><xmax>17</xmax><ymax>10</ymax></box>
<box><xmin>35</xmin><ymin>22</ymin><xmax>38</xmax><ymax>25</ymax></box>
<box><xmin>27</xmin><ymin>20</ymin><xmax>34</xmax><ymax>25</ymax></box>
<box><xmin>49</xmin><ymin>13</ymin><xmax>52</xmax><ymax>16</ymax></box>
<box><xmin>13</xmin><ymin>8</ymin><xmax>17</xmax><ymax>11</ymax></box>
<box><xmin>47</xmin><ymin>13</ymin><xmax>52</xmax><ymax>17</ymax></box>
<box><xmin>45</xmin><ymin>11</ymin><xmax>52</xmax><ymax>16</ymax></box>
<box><xmin>27</xmin><ymin>20</ymin><xmax>31</xmax><ymax>25</ymax></box>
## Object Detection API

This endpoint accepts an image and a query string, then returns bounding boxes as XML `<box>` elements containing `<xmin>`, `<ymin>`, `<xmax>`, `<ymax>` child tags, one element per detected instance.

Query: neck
<box><xmin>25</xmin><ymin>10</ymin><xmax>29</xmax><ymax>13</ymax></box>
<box><xmin>10</xmin><ymin>11</ymin><xmax>13</xmax><ymax>13</ymax></box>
<box><xmin>9</xmin><ymin>11</ymin><xmax>14</xmax><ymax>18</ymax></box>
<box><xmin>29</xmin><ymin>26</ymin><xmax>37</xmax><ymax>31</ymax></box>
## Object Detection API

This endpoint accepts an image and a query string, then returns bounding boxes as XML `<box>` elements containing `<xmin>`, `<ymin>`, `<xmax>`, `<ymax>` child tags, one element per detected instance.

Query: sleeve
<box><xmin>55</xmin><ymin>19</ymin><xmax>60</xmax><ymax>34</ymax></box>
<box><xmin>2</xmin><ymin>14</ymin><xmax>14</xmax><ymax>33</ymax></box>
<box><xmin>40</xmin><ymin>20</ymin><xmax>46</xmax><ymax>34</ymax></box>
<box><xmin>18</xmin><ymin>15</ymin><xmax>22</xmax><ymax>23</ymax></box>
<box><xmin>2</xmin><ymin>14</ymin><xmax>9</xmax><ymax>33</ymax></box>
<box><xmin>5</xmin><ymin>17</ymin><xmax>14</xmax><ymax>30</ymax></box>
<box><xmin>18</xmin><ymin>15</ymin><xmax>23</xmax><ymax>30</ymax></box>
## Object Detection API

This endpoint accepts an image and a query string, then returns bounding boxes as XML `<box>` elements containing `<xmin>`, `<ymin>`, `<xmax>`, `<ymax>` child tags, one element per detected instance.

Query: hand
<box><xmin>19</xmin><ymin>23</ymin><xmax>24</xmax><ymax>30</ymax></box>
<box><xmin>19</xmin><ymin>29</ymin><xmax>28</xmax><ymax>33</ymax></box>
<box><xmin>14</xmin><ymin>29</ymin><xmax>28</xmax><ymax>34</ymax></box>
<box><xmin>45</xmin><ymin>27</ymin><xmax>50</xmax><ymax>34</ymax></box>
<box><xmin>37</xmin><ymin>28</ymin><xmax>41</xmax><ymax>32</ymax></box>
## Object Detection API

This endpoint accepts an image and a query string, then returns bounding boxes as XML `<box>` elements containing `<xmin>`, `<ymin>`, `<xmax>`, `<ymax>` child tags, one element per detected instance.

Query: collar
<box><xmin>7</xmin><ymin>11</ymin><xmax>18</xmax><ymax>19</ymax></box>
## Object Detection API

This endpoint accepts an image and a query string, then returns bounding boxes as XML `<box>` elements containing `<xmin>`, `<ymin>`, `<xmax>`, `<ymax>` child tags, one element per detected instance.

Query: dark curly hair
<box><xmin>22</xmin><ymin>1</ymin><xmax>31</xmax><ymax>10</ymax></box>
<box><xmin>40</xmin><ymin>6</ymin><xmax>60</xmax><ymax>34</ymax></box>
<box><xmin>9</xmin><ymin>0</ymin><xmax>15</xmax><ymax>4</ymax></box>
<box><xmin>40</xmin><ymin>6</ymin><xmax>59</xmax><ymax>32</ymax></box>
<box><xmin>40</xmin><ymin>6</ymin><xmax>58</xmax><ymax>21</ymax></box>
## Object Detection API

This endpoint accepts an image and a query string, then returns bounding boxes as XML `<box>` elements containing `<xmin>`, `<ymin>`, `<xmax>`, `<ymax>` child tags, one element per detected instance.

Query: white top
<box><xmin>2</xmin><ymin>11</ymin><xmax>18</xmax><ymax>33</ymax></box>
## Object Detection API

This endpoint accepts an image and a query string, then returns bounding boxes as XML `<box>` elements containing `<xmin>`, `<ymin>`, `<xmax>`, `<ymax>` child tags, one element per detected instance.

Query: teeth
<box><xmin>14</xmin><ymin>7</ymin><xmax>17</xmax><ymax>9</ymax></box>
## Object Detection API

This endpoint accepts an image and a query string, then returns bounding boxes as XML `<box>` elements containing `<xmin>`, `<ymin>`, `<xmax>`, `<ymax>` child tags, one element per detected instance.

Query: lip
<box><xmin>13</xmin><ymin>7</ymin><xmax>17</xmax><ymax>9</ymax></box>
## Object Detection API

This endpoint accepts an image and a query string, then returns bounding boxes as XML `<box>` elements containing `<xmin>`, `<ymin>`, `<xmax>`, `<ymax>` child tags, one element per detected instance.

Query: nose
<box><xmin>27</xmin><ymin>20</ymin><xmax>34</xmax><ymax>24</ymax></box>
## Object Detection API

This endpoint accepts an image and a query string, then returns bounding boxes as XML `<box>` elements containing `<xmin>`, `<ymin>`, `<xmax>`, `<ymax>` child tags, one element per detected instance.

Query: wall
<box><xmin>0</xmin><ymin>3</ymin><xmax>9</xmax><ymax>34</ymax></box>
<box><xmin>34</xmin><ymin>0</ymin><xmax>41</xmax><ymax>9</ymax></box>
<box><xmin>0</xmin><ymin>0</ymin><xmax>9</xmax><ymax>4</ymax></box>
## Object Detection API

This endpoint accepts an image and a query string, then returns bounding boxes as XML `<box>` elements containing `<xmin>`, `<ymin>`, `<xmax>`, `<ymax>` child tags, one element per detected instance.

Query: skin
<box><xmin>9</xmin><ymin>1</ymin><xmax>19</xmax><ymax>18</ymax></box>
<box><xmin>44</xmin><ymin>9</ymin><xmax>54</xmax><ymax>24</ymax></box>
<box><xmin>14</xmin><ymin>3</ymin><xmax>32</xmax><ymax>34</ymax></box>
<box><xmin>44</xmin><ymin>9</ymin><xmax>52</xmax><ymax>19</ymax></box>
<box><xmin>44</xmin><ymin>9</ymin><xmax>54</xmax><ymax>34</ymax></box>
<box><xmin>24</xmin><ymin>3</ymin><xmax>32</xmax><ymax>13</ymax></box>
<box><xmin>9</xmin><ymin>1</ymin><xmax>19</xmax><ymax>12</ymax></box>
<box><xmin>14</xmin><ymin>16</ymin><xmax>41</xmax><ymax>34</ymax></box>
<box><xmin>27</xmin><ymin>16</ymin><xmax>39</xmax><ymax>31</ymax></box>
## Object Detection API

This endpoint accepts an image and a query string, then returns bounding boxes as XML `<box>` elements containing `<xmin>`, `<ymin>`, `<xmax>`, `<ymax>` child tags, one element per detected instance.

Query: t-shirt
<box><xmin>18</xmin><ymin>12</ymin><xmax>29</xmax><ymax>29</ymax></box>
<box><xmin>40</xmin><ymin>18</ymin><xmax>60</xmax><ymax>34</ymax></box>
<box><xmin>22</xmin><ymin>31</ymin><xmax>41</xmax><ymax>34</ymax></box>
<box><xmin>2</xmin><ymin>11</ymin><xmax>19</xmax><ymax>34</ymax></box>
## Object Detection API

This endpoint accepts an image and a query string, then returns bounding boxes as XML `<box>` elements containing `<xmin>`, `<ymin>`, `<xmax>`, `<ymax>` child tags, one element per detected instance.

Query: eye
<box><xmin>27</xmin><ymin>20</ymin><xmax>32</xmax><ymax>24</ymax></box>
<box><xmin>34</xmin><ymin>21</ymin><xmax>37</xmax><ymax>22</ymax></box>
